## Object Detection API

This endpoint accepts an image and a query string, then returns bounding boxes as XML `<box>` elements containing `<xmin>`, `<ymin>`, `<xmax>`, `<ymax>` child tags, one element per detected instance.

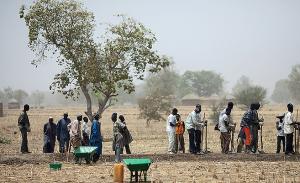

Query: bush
<box><xmin>0</xmin><ymin>136</ymin><xmax>11</xmax><ymax>144</ymax></box>
<box><xmin>234</xmin><ymin>85</ymin><xmax>267</xmax><ymax>108</ymax></box>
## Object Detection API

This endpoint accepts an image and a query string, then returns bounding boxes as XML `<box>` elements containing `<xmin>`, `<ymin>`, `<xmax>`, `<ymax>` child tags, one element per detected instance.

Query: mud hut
<box><xmin>8</xmin><ymin>99</ymin><xmax>20</xmax><ymax>109</ymax></box>
<box><xmin>181</xmin><ymin>93</ymin><xmax>201</xmax><ymax>106</ymax></box>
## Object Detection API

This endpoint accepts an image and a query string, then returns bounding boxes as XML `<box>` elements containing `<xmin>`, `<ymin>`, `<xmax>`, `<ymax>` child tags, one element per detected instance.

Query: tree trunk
<box><xmin>81</xmin><ymin>85</ymin><xmax>93</xmax><ymax>121</ymax></box>
<box><xmin>97</xmin><ymin>95</ymin><xmax>110</xmax><ymax>115</ymax></box>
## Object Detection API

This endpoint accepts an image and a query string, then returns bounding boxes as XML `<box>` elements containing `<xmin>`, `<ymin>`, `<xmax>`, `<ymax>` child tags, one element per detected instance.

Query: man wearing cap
<box><xmin>284</xmin><ymin>103</ymin><xmax>296</xmax><ymax>155</ymax></box>
<box><xmin>185</xmin><ymin>104</ymin><xmax>203</xmax><ymax>154</ymax></box>
<box><xmin>43</xmin><ymin>117</ymin><xmax>57</xmax><ymax>153</ymax></box>
<box><xmin>56</xmin><ymin>112</ymin><xmax>71</xmax><ymax>153</ymax></box>
<box><xmin>18</xmin><ymin>104</ymin><xmax>31</xmax><ymax>153</ymax></box>
<box><xmin>276</xmin><ymin>114</ymin><xmax>285</xmax><ymax>153</ymax></box>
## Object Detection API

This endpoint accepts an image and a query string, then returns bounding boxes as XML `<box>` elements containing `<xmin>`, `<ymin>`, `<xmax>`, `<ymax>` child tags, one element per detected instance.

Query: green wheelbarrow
<box><xmin>73</xmin><ymin>146</ymin><xmax>98</xmax><ymax>164</ymax></box>
<box><xmin>123</xmin><ymin>158</ymin><xmax>152</xmax><ymax>182</ymax></box>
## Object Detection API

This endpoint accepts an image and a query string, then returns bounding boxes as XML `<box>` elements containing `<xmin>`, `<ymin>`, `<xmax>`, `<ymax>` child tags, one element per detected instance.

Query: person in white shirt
<box><xmin>166</xmin><ymin>108</ymin><xmax>178</xmax><ymax>154</ymax></box>
<box><xmin>82</xmin><ymin>117</ymin><xmax>90</xmax><ymax>146</ymax></box>
<box><xmin>219</xmin><ymin>108</ymin><xmax>231</xmax><ymax>154</ymax></box>
<box><xmin>284</xmin><ymin>103</ymin><xmax>296</xmax><ymax>155</ymax></box>
<box><xmin>185</xmin><ymin>104</ymin><xmax>203</xmax><ymax>154</ymax></box>
<box><xmin>219</xmin><ymin>102</ymin><xmax>234</xmax><ymax>123</ymax></box>
<box><xmin>276</xmin><ymin>115</ymin><xmax>285</xmax><ymax>153</ymax></box>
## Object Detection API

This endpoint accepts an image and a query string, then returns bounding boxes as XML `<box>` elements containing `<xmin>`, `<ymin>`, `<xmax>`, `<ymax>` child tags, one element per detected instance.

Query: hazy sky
<box><xmin>1</xmin><ymin>0</ymin><xmax>300</xmax><ymax>96</ymax></box>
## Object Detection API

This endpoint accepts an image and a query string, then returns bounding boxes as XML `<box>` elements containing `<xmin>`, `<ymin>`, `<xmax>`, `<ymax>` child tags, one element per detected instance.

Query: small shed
<box><xmin>8</xmin><ymin>99</ymin><xmax>20</xmax><ymax>109</ymax></box>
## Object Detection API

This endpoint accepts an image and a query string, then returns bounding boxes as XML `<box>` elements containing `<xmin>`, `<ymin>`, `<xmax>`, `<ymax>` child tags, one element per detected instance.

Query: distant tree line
<box><xmin>271</xmin><ymin>64</ymin><xmax>300</xmax><ymax>104</ymax></box>
<box><xmin>0</xmin><ymin>87</ymin><xmax>44</xmax><ymax>107</ymax></box>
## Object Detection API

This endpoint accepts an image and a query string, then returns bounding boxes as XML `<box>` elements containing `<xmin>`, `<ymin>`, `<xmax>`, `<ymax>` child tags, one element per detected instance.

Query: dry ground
<box><xmin>0</xmin><ymin>105</ymin><xmax>300</xmax><ymax>182</ymax></box>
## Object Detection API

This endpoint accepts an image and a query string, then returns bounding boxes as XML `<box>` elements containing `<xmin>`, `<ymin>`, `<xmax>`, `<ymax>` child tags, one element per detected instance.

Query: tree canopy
<box><xmin>181</xmin><ymin>70</ymin><xmax>224</xmax><ymax>97</ymax></box>
<box><xmin>288</xmin><ymin>65</ymin><xmax>300</xmax><ymax>104</ymax></box>
<box><xmin>234</xmin><ymin>85</ymin><xmax>267</xmax><ymax>108</ymax></box>
<box><xmin>138</xmin><ymin>64</ymin><xmax>176</xmax><ymax>126</ymax></box>
<box><xmin>271</xmin><ymin>79</ymin><xmax>292</xmax><ymax>104</ymax></box>
<box><xmin>21</xmin><ymin>0</ymin><xmax>169</xmax><ymax>120</ymax></box>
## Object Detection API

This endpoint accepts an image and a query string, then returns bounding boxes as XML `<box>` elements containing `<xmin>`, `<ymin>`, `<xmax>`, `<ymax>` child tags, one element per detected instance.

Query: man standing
<box><xmin>219</xmin><ymin>108</ymin><xmax>232</xmax><ymax>154</ymax></box>
<box><xmin>56</xmin><ymin>112</ymin><xmax>71</xmax><ymax>153</ymax></box>
<box><xmin>69</xmin><ymin>114</ymin><xmax>82</xmax><ymax>151</ymax></box>
<box><xmin>166</xmin><ymin>108</ymin><xmax>178</xmax><ymax>154</ymax></box>
<box><xmin>18</xmin><ymin>104</ymin><xmax>31</xmax><ymax>153</ymax></box>
<box><xmin>250</xmin><ymin>103</ymin><xmax>264</xmax><ymax>153</ymax></box>
<box><xmin>82</xmin><ymin>117</ymin><xmax>90</xmax><ymax>146</ymax></box>
<box><xmin>237</xmin><ymin>104</ymin><xmax>256</xmax><ymax>153</ymax></box>
<box><xmin>90</xmin><ymin>113</ymin><xmax>102</xmax><ymax>162</ymax></box>
<box><xmin>219</xmin><ymin>102</ymin><xmax>234</xmax><ymax>119</ymax></box>
<box><xmin>185</xmin><ymin>104</ymin><xmax>202</xmax><ymax>154</ymax></box>
<box><xmin>119</xmin><ymin>115</ymin><xmax>133</xmax><ymax>154</ymax></box>
<box><xmin>284</xmin><ymin>103</ymin><xmax>296</xmax><ymax>155</ymax></box>
<box><xmin>276</xmin><ymin>115</ymin><xmax>285</xmax><ymax>153</ymax></box>
<box><xmin>43</xmin><ymin>117</ymin><xmax>57</xmax><ymax>153</ymax></box>
<box><xmin>112</xmin><ymin>113</ymin><xmax>126</xmax><ymax>162</ymax></box>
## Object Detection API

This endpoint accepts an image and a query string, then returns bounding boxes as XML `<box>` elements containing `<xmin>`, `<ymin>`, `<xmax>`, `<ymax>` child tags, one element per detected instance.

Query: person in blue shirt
<box><xmin>90</xmin><ymin>113</ymin><xmax>102</xmax><ymax>162</ymax></box>
<box><xmin>56</xmin><ymin>112</ymin><xmax>71</xmax><ymax>153</ymax></box>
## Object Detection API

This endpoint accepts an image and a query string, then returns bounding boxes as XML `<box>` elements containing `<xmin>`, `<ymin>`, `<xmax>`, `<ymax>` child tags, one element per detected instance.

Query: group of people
<box><xmin>166</xmin><ymin>102</ymin><xmax>299</xmax><ymax>156</ymax></box>
<box><xmin>166</xmin><ymin>105</ymin><xmax>207</xmax><ymax>155</ymax></box>
<box><xmin>18</xmin><ymin>104</ymin><xmax>133</xmax><ymax>162</ymax></box>
<box><xmin>17</xmin><ymin>102</ymin><xmax>299</xmax><ymax>162</ymax></box>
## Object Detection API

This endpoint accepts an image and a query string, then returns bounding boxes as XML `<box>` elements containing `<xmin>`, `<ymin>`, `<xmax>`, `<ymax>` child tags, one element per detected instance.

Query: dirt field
<box><xmin>1</xmin><ymin>105</ymin><xmax>300</xmax><ymax>182</ymax></box>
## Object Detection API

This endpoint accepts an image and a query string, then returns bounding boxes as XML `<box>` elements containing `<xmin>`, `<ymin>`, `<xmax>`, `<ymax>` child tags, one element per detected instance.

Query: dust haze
<box><xmin>1</xmin><ymin>0</ymin><xmax>300</xmax><ymax>106</ymax></box>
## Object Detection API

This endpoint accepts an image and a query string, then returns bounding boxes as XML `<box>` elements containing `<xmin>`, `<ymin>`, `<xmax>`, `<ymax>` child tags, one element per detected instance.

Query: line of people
<box><xmin>166</xmin><ymin>102</ymin><xmax>299</xmax><ymax>155</ymax></box>
<box><xmin>18</xmin><ymin>103</ymin><xmax>299</xmax><ymax>159</ymax></box>
<box><xmin>18</xmin><ymin>105</ymin><xmax>133</xmax><ymax>162</ymax></box>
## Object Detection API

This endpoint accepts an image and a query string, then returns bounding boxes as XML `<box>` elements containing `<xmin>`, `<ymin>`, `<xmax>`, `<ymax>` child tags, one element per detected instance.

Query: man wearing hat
<box><xmin>276</xmin><ymin>114</ymin><xmax>285</xmax><ymax>153</ymax></box>
<box><xmin>43</xmin><ymin>117</ymin><xmax>57</xmax><ymax>153</ymax></box>
<box><xmin>56</xmin><ymin>112</ymin><xmax>71</xmax><ymax>153</ymax></box>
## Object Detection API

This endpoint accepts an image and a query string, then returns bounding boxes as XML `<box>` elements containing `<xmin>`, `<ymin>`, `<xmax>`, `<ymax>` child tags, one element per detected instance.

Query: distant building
<box><xmin>8</xmin><ymin>99</ymin><xmax>20</xmax><ymax>109</ymax></box>
<box><xmin>181</xmin><ymin>93</ymin><xmax>202</xmax><ymax>106</ymax></box>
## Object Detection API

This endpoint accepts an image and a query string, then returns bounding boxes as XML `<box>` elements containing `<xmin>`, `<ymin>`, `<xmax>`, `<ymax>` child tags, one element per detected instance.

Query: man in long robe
<box><xmin>90</xmin><ymin>113</ymin><xmax>102</xmax><ymax>162</ymax></box>
<box><xmin>43</xmin><ymin>117</ymin><xmax>57</xmax><ymax>153</ymax></box>
<box><xmin>56</xmin><ymin>113</ymin><xmax>71</xmax><ymax>153</ymax></box>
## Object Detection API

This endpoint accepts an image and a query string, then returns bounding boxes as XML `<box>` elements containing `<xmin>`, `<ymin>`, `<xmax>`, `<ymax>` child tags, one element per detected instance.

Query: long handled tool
<box><xmin>259</xmin><ymin>115</ymin><xmax>265</xmax><ymax>154</ymax></box>
<box><xmin>202</xmin><ymin>113</ymin><xmax>208</xmax><ymax>153</ymax></box>
<box><xmin>296</xmin><ymin>109</ymin><xmax>299</xmax><ymax>154</ymax></box>
<box><xmin>205</xmin><ymin>117</ymin><xmax>208</xmax><ymax>153</ymax></box>
<box><xmin>260</xmin><ymin>125</ymin><xmax>264</xmax><ymax>153</ymax></box>
<box><xmin>230</xmin><ymin>123</ymin><xmax>236</xmax><ymax>153</ymax></box>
